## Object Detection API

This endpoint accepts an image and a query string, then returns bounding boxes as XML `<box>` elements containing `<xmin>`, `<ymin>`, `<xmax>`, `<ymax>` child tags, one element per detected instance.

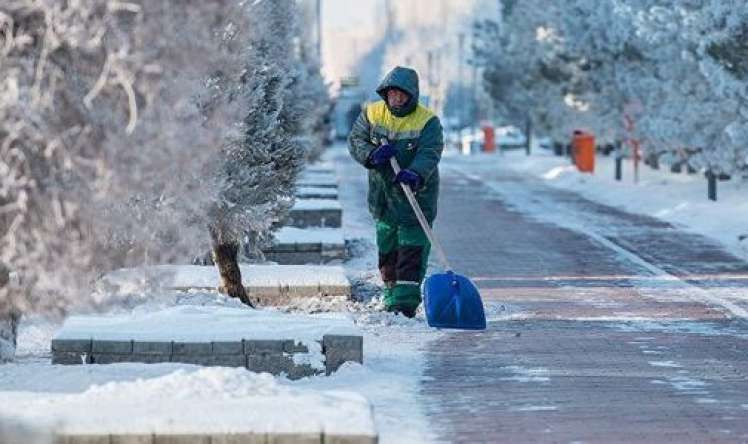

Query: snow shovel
<box><xmin>389</xmin><ymin>156</ymin><xmax>487</xmax><ymax>330</ymax></box>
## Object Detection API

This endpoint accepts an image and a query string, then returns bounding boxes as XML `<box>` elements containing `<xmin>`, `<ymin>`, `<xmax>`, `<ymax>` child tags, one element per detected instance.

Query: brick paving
<box><xmin>420</xmin><ymin>162</ymin><xmax>748</xmax><ymax>443</ymax></box>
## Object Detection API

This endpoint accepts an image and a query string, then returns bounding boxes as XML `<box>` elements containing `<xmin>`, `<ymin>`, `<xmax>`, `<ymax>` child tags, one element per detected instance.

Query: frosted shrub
<box><xmin>476</xmin><ymin>0</ymin><xmax>748</xmax><ymax>174</ymax></box>
<box><xmin>0</xmin><ymin>0</ymin><xmax>330</xmax><ymax>360</ymax></box>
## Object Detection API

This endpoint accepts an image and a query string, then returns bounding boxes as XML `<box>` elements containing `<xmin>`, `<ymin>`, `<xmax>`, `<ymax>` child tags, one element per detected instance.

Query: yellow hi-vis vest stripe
<box><xmin>366</xmin><ymin>100</ymin><xmax>436</xmax><ymax>142</ymax></box>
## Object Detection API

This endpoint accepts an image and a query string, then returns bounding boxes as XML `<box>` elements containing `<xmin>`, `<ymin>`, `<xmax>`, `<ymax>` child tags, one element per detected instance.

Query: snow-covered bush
<box><xmin>0</xmin><ymin>0</ymin><xmax>329</xmax><ymax>359</ymax></box>
<box><xmin>205</xmin><ymin>0</ymin><xmax>332</xmax><ymax>304</ymax></box>
<box><xmin>476</xmin><ymin>0</ymin><xmax>748</xmax><ymax>174</ymax></box>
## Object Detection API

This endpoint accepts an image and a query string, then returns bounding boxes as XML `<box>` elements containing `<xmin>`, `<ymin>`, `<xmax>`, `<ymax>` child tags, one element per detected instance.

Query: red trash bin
<box><xmin>572</xmin><ymin>130</ymin><xmax>595</xmax><ymax>173</ymax></box>
<box><xmin>482</xmin><ymin>125</ymin><xmax>495</xmax><ymax>153</ymax></box>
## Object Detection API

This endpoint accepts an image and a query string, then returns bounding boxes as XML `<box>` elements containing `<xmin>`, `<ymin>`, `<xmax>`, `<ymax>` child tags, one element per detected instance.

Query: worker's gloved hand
<box><xmin>368</xmin><ymin>143</ymin><xmax>398</xmax><ymax>166</ymax></box>
<box><xmin>394</xmin><ymin>169</ymin><xmax>423</xmax><ymax>191</ymax></box>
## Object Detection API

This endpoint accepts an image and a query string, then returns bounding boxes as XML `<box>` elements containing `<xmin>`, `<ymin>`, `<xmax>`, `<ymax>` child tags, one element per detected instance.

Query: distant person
<box><xmin>347</xmin><ymin>66</ymin><xmax>444</xmax><ymax>318</ymax></box>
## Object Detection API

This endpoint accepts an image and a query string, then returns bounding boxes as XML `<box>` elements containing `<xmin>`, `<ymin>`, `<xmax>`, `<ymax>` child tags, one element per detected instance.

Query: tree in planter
<box><xmin>0</xmin><ymin>263</ymin><xmax>17</xmax><ymax>363</ymax></box>
<box><xmin>0</xmin><ymin>0</ymin><xmax>329</xmax><ymax>362</ymax></box>
<box><xmin>205</xmin><ymin>0</ymin><xmax>330</xmax><ymax>305</ymax></box>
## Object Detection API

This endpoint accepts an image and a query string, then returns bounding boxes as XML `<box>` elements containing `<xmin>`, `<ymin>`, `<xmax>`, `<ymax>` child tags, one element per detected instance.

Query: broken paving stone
<box><xmin>323</xmin><ymin>335</ymin><xmax>363</xmax><ymax>375</ymax></box>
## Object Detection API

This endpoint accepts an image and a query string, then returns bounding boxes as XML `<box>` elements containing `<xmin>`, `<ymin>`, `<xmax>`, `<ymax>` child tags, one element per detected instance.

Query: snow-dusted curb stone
<box><xmin>99</xmin><ymin>265</ymin><xmax>351</xmax><ymax>305</ymax></box>
<box><xmin>287</xmin><ymin>199</ymin><xmax>342</xmax><ymax>228</ymax></box>
<box><xmin>296</xmin><ymin>176</ymin><xmax>338</xmax><ymax>189</ymax></box>
<box><xmin>51</xmin><ymin>335</ymin><xmax>362</xmax><ymax>378</ymax></box>
<box><xmin>299</xmin><ymin>171</ymin><xmax>337</xmax><ymax>182</ymax></box>
<box><xmin>296</xmin><ymin>186</ymin><xmax>339</xmax><ymax>200</ymax></box>
<box><xmin>304</xmin><ymin>164</ymin><xmax>335</xmax><ymax>174</ymax></box>
<box><xmin>264</xmin><ymin>227</ymin><xmax>346</xmax><ymax>264</ymax></box>
<box><xmin>50</xmin><ymin>306</ymin><xmax>362</xmax><ymax>378</ymax></box>
<box><xmin>52</xmin><ymin>432</ymin><xmax>377</xmax><ymax>443</ymax></box>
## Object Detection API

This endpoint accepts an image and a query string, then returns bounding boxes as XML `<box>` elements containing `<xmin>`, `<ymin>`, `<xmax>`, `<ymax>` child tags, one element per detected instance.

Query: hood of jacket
<box><xmin>376</xmin><ymin>66</ymin><xmax>420</xmax><ymax>117</ymax></box>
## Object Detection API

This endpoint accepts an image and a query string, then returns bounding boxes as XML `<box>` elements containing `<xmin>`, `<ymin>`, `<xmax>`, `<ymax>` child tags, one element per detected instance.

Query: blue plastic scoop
<box><xmin>389</xmin><ymin>157</ymin><xmax>487</xmax><ymax>330</ymax></box>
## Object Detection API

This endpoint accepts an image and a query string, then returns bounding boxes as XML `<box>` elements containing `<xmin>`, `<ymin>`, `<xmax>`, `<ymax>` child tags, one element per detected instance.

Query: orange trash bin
<box><xmin>482</xmin><ymin>125</ymin><xmax>495</xmax><ymax>153</ymax></box>
<box><xmin>572</xmin><ymin>130</ymin><xmax>595</xmax><ymax>173</ymax></box>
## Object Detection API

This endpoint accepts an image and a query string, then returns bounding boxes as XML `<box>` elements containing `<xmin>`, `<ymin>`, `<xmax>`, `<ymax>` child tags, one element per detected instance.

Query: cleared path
<box><xmin>420</xmin><ymin>157</ymin><xmax>748</xmax><ymax>443</ymax></box>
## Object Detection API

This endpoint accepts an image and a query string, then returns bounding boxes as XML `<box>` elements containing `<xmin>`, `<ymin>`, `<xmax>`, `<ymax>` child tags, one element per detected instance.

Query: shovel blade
<box><xmin>423</xmin><ymin>271</ymin><xmax>486</xmax><ymax>330</ymax></box>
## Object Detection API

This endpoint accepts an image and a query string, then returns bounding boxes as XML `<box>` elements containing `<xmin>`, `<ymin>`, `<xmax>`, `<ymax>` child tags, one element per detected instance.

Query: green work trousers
<box><xmin>376</xmin><ymin>219</ymin><xmax>432</xmax><ymax>311</ymax></box>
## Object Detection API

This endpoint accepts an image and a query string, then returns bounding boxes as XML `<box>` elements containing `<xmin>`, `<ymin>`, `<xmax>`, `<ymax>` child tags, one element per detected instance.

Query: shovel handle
<box><xmin>389</xmin><ymin>156</ymin><xmax>452</xmax><ymax>272</ymax></box>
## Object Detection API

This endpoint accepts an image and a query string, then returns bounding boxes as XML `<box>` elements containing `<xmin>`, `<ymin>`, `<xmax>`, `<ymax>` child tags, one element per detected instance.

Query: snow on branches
<box><xmin>0</xmin><ymin>0</ymin><xmax>330</xmax><ymax>347</ymax></box>
<box><xmin>475</xmin><ymin>0</ymin><xmax>748</xmax><ymax>175</ymax></box>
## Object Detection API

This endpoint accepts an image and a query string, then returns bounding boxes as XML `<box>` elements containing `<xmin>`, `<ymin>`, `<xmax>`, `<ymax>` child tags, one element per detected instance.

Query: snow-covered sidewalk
<box><xmin>1</xmin><ymin>367</ymin><xmax>376</xmax><ymax>439</ymax></box>
<box><xmin>3</xmin><ymin>301</ymin><xmax>439</xmax><ymax>443</ymax></box>
<box><xmin>0</xmin><ymin>145</ymin><xmax>443</xmax><ymax>444</ymax></box>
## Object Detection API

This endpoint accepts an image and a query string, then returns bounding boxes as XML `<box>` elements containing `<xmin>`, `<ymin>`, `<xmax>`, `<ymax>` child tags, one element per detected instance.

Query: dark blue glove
<box><xmin>368</xmin><ymin>143</ymin><xmax>398</xmax><ymax>166</ymax></box>
<box><xmin>394</xmin><ymin>169</ymin><xmax>423</xmax><ymax>191</ymax></box>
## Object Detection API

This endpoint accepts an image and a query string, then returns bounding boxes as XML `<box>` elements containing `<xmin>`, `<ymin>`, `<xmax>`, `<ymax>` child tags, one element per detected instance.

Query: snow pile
<box><xmin>295</xmin><ymin>318</ymin><xmax>440</xmax><ymax>444</ymax></box>
<box><xmin>274</xmin><ymin>227</ymin><xmax>345</xmax><ymax>245</ymax></box>
<box><xmin>0</xmin><ymin>367</ymin><xmax>376</xmax><ymax>436</ymax></box>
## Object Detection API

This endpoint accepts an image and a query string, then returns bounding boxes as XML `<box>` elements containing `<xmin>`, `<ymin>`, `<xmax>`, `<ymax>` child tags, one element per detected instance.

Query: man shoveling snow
<box><xmin>347</xmin><ymin>66</ymin><xmax>444</xmax><ymax>318</ymax></box>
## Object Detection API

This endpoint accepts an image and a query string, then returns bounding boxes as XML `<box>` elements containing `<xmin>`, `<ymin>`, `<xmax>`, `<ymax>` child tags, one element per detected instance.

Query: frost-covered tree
<box><xmin>0</xmin><ymin>1</ymin><xmax>189</xmax><ymax>360</ymax></box>
<box><xmin>474</xmin><ymin>1</ymin><xmax>585</xmax><ymax>140</ymax></box>
<box><xmin>477</xmin><ymin>0</ymin><xmax>748</xmax><ymax>174</ymax></box>
<box><xmin>626</xmin><ymin>1</ymin><xmax>748</xmax><ymax>174</ymax></box>
<box><xmin>205</xmin><ymin>0</ymin><xmax>332</xmax><ymax>304</ymax></box>
<box><xmin>0</xmin><ymin>0</ymin><xmax>330</xmax><ymax>360</ymax></box>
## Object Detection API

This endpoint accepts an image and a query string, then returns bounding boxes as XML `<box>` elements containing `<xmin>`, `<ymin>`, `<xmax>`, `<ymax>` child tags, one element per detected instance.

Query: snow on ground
<box><xmin>274</xmin><ymin>226</ymin><xmax>344</xmax><ymax>245</ymax></box>
<box><xmin>309</xmin><ymin>145</ymin><xmax>441</xmax><ymax>443</ymax></box>
<box><xmin>295</xmin><ymin>315</ymin><xmax>439</xmax><ymax>444</ymax></box>
<box><xmin>3</xmin><ymin>290</ymin><xmax>437</xmax><ymax>442</ymax></box>
<box><xmin>292</xmin><ymin>198</ymin><xmax>342</xmax><ymax>210</ymax></box>
<box><xmin>0</xmin><ymin>367</ymin><xmax>375</xmax><ymax>436</ymax></box>
<box><xmin>448</xmin><ymin>148</ymin><xmax>748</xmax><ymax>261</ymax></box>
<box><xmin>0</xmin><ymin>145</ymin><xmax>442</xmax><ymax>443</ymax></box>
<box><xmin>56</xmin><ymin>304</ymin><xmax>355</xmax><ymax>346</ymax></box>
<box><xmin>4</xmin><ymin>300</ymin><xmax>438</xmax><ymax>442</ymax></box>
<box><xmin>295</xmin><ymin>186</ymin><xmax>339</xmax><ymax>197</ymax></box>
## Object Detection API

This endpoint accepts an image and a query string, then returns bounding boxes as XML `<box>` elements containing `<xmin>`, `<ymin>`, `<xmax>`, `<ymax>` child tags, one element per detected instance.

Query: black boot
<box><xmin>385</xmin><ymin>305</ymin><xmax>417</xmax><ymax>319</ymax></box>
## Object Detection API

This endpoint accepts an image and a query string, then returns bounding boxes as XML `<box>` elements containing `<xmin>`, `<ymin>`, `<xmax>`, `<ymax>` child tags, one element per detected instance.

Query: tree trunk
<box><xmin>0</xmin><ymin>263</ymin><xmax>18</xmax><ymax>362</ymax></box>
<box><xmin>211</xmin><ymin>241</ymin><xmax>254</xmax><ymax>308</ymax></box>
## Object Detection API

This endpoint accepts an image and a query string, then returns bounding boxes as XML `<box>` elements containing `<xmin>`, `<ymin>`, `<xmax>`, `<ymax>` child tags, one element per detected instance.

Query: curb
<box><xmin>52</xmin><ymin>335</ymin><xmax>362</xmax><ymax>378</ymax></box>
